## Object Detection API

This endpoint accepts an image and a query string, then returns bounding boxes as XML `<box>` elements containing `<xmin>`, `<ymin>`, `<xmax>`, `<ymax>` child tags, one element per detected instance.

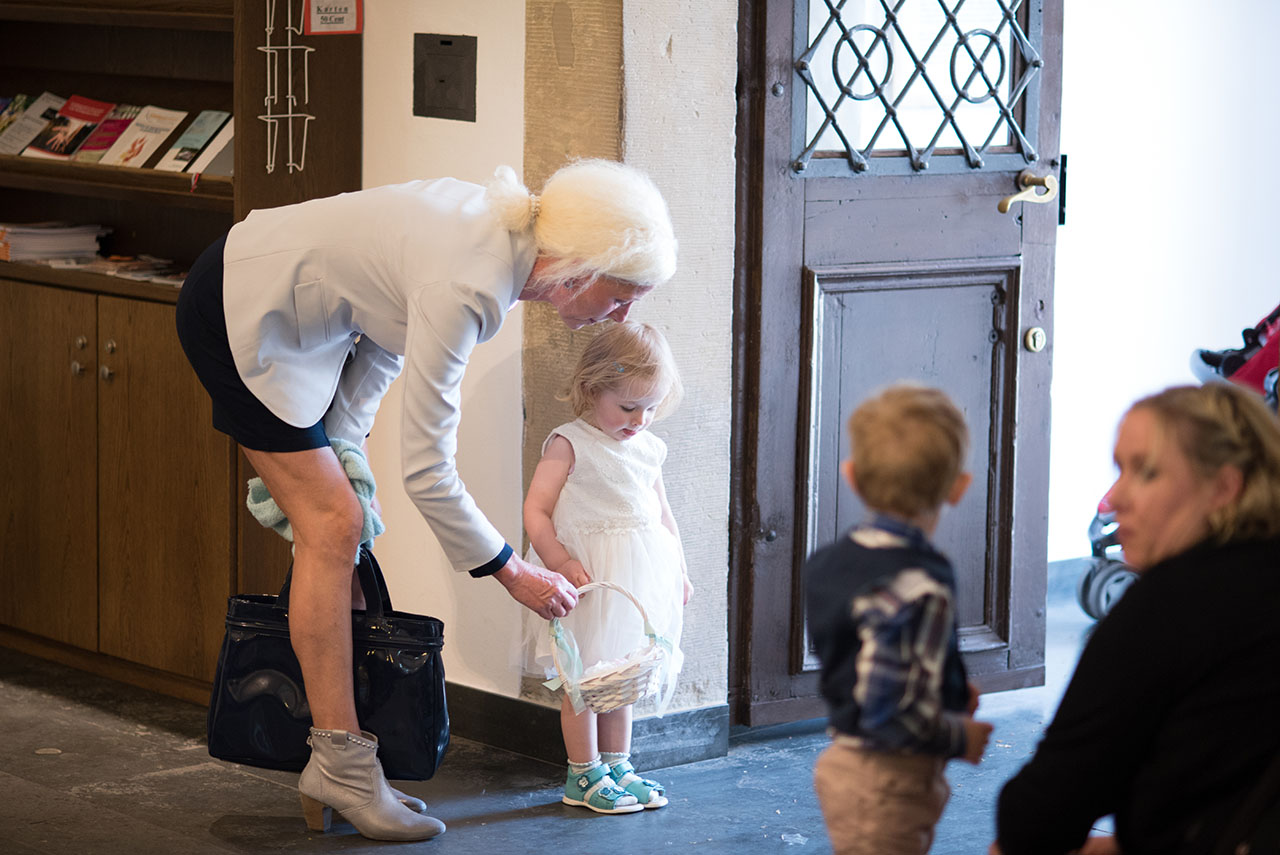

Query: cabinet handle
<box><xmin>100</xmin><ymin>365</ymin><xmax>115</xmax><ymax>382</ymax></box>
<box><xmin>71</xmin><ymin>360</ymin><xmax>86</xmax><ymax>376</ymax></box>
<box><xmin>104</xmin><ymin>339</ymin><xmax>117</xmax><ymax>354</ymax></box>
<box><xmin>75</xmin><ymin>335</ymin><xmax>88</xmax><ymax>350</ymax></box>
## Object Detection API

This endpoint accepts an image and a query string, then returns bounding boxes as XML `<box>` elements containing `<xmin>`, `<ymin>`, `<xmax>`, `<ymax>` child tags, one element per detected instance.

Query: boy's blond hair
<box><xmin>847</xmin><ymin>384</ymin><xmax>969</xmax><ymax>518</ymax></box>
<box><xmin>562</xmin><ymin>321</ymin><xmax>683</xmax><ymax>420</ymax></box>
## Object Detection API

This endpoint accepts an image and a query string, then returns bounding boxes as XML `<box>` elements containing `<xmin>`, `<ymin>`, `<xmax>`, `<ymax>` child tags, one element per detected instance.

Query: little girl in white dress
<box><xmin>523</xmin><ymin>321</ymin><xmax>692</xmax><ymax>815</ymax></box>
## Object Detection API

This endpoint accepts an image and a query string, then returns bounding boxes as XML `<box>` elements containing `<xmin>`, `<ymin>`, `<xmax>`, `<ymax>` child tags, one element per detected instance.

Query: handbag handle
<box><xmin>277</xmin><ymin>545</ymin><xmax>394</xmax><ymax>618</ymax></box>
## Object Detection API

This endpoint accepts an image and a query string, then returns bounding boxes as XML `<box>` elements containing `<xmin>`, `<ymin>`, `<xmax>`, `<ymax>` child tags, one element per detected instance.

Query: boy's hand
<box><xmin>961</xmin><ymin>717</ymin><xmax>994</xmax><ymax>764</ymax></box>
<box><xmin>554</xmin><ymin>558</ymin><xmax>591</xmax><ymax>588</ymax></box>
<box><xmin>967</xmin><ymin>681</ymin><xmax>981</xmax><ymax>716</ymax></box>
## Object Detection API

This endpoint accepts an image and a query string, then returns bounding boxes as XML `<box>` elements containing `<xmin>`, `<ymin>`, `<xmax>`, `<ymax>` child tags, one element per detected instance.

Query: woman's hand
<box><xmin>1077</xmin><ymin>835</ymin><xmax>1121</xmax><ymax>855</ymax></box>
<box><xmin>493</xmin><ymin>554</ymin><xmax>579</xmax><ymax>619</ymax></box>
<box><xmin>989</xmin><ymin>832</ymin><xmax>1119</xmax><ymax>855</ymax></box>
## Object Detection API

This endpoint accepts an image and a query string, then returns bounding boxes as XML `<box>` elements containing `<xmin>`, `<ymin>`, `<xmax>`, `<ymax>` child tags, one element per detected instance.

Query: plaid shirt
<box><xmin>840</xmin><ymin>526</ymin><xmax>966</xmax><ymax>756</ymax></box>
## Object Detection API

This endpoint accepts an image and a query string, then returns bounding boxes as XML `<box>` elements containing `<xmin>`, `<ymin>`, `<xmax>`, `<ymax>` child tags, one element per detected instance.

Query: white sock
<box><xmin>600</xmin><ymin>751</ymin><xmax>629</xmax><ymax>768</ymax></box>
<box><xmin>568</xmin><ymin>757</ymin><xmax>601</xmax><ymax>775</ymax></box>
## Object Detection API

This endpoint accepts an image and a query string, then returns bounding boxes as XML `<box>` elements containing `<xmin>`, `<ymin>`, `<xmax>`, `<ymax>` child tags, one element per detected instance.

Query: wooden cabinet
<box><xmin>0</xmin><ymin>281</ymin><xmax>98</xmax><ymax>651</ymax></box>
<box><xmin>0</xmin><ymin>0</ymin><xmax>361</xmax><ymax>701</ymax></box>
<box><xmin>0</xmin><ymin>279</ymin><xmax>235</xmax><ymax>682</ymax></box>
<box><xmin>96</xmin><ymin>294</ymin><xmax>234</xmax><ymax>680</ymax></box>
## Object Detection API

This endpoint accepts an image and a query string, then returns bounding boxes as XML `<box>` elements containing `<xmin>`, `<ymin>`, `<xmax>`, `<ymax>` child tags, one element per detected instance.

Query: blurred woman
<box><xmin>992</xmin><ymin>383</ymin><xmax>1280</xmax><ymax>855</ymax></box>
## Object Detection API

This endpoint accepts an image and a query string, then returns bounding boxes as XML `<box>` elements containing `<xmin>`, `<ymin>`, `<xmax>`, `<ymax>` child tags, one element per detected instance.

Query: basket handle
<box><xmin>545</xmin><ymin>581</ymin><xmax>669</xmax><ymax>714</ymax></box>
<box><xmin>573</xmin><ymin>581</ymin><xmax>658</xmax><ymax>639</ymax></box>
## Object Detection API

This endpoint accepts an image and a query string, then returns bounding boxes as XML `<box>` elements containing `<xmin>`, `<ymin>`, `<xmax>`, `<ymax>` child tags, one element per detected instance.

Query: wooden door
<box><xmin>0</xmin><ymin>281</ymin><xmax>98</xmax><ymax>650</ymax></box>
<box><xmin>96</xmin><ymin>296</ymin><xmax>235</xmax><ymax>681</ymax></box>
<box><xmin>731</xmin><ymin>0</ymin><xmax>1063</xmax><ymax>724</ymax></box>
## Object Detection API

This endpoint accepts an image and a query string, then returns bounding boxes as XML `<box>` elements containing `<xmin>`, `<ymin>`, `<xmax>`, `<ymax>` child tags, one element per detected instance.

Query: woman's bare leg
<box><xmin>243</xmin><ymin>446</ymin><xmax>363</xmax><ymax>732</ymax></box>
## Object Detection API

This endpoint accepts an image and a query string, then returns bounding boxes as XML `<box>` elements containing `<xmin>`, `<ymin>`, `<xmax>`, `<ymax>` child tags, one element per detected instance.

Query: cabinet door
<box><xmin>96</xmin><ymin>296</ymin><xmax>234</xmax><ymax>681</ymax></box>
<box><xmin>0</xmin><ymin>281</ymin><xmax>98</xmax><ymax>650</ymax></box>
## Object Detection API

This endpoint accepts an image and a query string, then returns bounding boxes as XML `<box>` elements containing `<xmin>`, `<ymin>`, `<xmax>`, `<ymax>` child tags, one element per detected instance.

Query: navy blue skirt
<box><xmin>175</xmin><ymin>235</ymin><xmax>329</xmax><ymax>452</ymax></box>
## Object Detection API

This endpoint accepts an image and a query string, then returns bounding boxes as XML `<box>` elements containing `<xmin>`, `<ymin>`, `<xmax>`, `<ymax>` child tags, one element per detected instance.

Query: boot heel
<box><xmin>299</xmin><ymin>728</ymin><xmax>445</xmax><ymax>840</ymax></box>
<box><xmin>299</xmin><ymin>793</ymin><xmax>332</xmax><ymax>832</ymax></box>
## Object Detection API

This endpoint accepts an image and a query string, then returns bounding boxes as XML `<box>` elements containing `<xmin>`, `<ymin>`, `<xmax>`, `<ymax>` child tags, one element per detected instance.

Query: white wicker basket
<box><xmin>548</xmin><ymin>581</ymin><xmax>670</xmax><ymax>714</ymax></box>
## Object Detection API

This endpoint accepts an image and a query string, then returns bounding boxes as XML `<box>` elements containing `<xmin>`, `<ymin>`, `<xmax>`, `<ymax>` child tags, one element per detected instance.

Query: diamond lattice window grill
<box><xmin>794</xmin><ymin>0</ymin><xmax>1043</xmax><ymax>174</ymax></box>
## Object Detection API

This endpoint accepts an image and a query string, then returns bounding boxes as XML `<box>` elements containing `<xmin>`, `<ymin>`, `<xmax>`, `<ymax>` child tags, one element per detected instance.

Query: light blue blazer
<box><xmin>222</xmin><ymin>177</ymin><xmax>537</xmax><ymax>572</ymax></box>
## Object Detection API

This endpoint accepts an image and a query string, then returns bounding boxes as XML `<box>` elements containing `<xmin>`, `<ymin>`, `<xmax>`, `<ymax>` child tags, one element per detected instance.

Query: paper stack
<box><xmin>0</xmin><ymin>221</ymin><xmax>112</xmax><ymax>262</ymax></box>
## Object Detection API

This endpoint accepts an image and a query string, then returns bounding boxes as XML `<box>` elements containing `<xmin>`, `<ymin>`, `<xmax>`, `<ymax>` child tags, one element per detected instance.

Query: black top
<box><xmin>996</xmin><ymin>535</ymin><xmax>1280</xmax><ymax>855</ymax></box>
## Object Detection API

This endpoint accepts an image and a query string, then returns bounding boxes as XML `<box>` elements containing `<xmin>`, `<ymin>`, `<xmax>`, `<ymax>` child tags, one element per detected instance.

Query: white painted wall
<box><xmin>362</xmin><ymin>0</ymin><xmax>528</xmax><ymax>694</ymax></box>
<box><xmin>1047</xmin><ymin>1</ymin><xmax>1280</xmax><ymax>559</ymax></box>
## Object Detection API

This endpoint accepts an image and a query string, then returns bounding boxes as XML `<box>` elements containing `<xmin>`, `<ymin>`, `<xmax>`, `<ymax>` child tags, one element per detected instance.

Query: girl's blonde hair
<box><xmin>485</xmin><ymin>160</ymin><xmax>677</xmax><ymax>289</ymax></box>
<box><xmin>1131</xmin><ymin>383</ymin><xmax>1280</xmax><ymax>543</ymax></box>
<box><xmin>562</xmin><ymin>322</ymin><xmax>683</xmax><ymax>420</ymax></box>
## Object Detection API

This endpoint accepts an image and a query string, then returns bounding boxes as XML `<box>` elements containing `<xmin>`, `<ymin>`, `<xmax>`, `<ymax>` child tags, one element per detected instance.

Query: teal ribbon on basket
<box><xmin>543</xmin><ymin>619</ymin><xmax>588</xmax><ymax>713</ymax></box>
<box><xmin>544</xmin><ymin>581</ymin><xmax>677</xmax><ymax>716</ymax></box>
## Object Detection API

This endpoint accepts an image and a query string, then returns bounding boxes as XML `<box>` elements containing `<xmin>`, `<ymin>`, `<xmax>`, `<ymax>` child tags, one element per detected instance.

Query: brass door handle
<box><xmin>998</xmin><ymin>170</ymin><xmax>1059</xmax><ymax>214</ymax></box>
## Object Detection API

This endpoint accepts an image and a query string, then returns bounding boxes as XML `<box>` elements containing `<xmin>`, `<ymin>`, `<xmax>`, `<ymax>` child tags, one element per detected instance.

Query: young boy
<box><xmin>804</xmin><ymin>383</ymin><xmax>993</xmax><ymax>855</ymax></box>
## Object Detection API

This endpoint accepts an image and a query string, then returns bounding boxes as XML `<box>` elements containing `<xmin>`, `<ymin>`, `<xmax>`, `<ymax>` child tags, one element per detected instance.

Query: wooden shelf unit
<box><xmin>0</xmin><ymin>0</ymin><xmax>361</xmax><ymax>703</ymax></box>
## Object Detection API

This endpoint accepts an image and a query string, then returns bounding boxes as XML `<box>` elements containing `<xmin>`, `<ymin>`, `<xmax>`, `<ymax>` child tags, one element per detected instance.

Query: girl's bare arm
<box><xmin>524</xmin><ymin>435</ymin><xmax>589</xmax><ymax>586</ymax></box>
<box><xmin>655</xmin><ymin>472</ymin><xmax>693</xmax><ymax>603</ymax></box>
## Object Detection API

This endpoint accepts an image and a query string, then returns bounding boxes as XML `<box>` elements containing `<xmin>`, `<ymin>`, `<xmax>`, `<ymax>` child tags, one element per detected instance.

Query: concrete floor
<box><xmin>1</xmin><ymin>561</ymin><xmax>1101</xmax><ymax>854</ymax></box>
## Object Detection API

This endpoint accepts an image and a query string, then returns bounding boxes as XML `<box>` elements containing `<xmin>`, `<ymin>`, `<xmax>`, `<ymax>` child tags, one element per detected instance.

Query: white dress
<box><xmin>524</xmin><ymin>419</ymin><xmax>685</xmax><ymax>686</ymax></box>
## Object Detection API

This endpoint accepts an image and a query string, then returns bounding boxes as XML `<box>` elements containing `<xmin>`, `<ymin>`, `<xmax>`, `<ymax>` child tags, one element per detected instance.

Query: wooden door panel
<box><xmin>800</xmin><ymin>262</ymin><xmax>1021</xmax><ymax>674</ymax></box>
<box><xmin>0</xmin><ymin>281</ymin><xmax>98</xmax><ymax>650</ymax></box>
<box><xmin>97</xmin><ymin>296</ymin><xmax>234</xmax><ymax>681</ymax></box>
<box><xmin>804</xmin><ymin>174</ymin><xmax>1022</xmax><ymax>265</ymax></box>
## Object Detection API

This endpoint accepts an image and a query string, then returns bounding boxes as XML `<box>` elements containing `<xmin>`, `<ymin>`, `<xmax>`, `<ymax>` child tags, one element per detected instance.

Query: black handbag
<box><xmin>206</xmin><ymin>545</ymin><xmax>449</xmax><ymax>780</ymax></box>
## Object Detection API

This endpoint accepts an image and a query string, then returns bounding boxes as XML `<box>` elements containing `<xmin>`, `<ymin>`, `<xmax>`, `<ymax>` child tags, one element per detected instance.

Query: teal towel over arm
<box><xmin>245</xmin><ymin>437</ymin><xmax>386</xmax><ymax>550</ymax></box>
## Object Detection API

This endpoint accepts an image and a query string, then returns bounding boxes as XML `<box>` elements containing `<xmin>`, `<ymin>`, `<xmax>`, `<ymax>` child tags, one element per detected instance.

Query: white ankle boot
<box><xmin>391</xmin><ymin>787</ymin><xmax>428</xmax><ymax>813</ymax></box>
<box><xmin>299</xmin><ymin>728</ymin><xmax>446</xmax><ymax>840</ymax></box>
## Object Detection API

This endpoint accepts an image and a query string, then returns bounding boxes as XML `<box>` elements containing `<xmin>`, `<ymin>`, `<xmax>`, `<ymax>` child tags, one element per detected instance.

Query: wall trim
<box><xmin>446</xmin><ymin>681</ymin><xmax>729</xmax><ymax>769</ymax></box>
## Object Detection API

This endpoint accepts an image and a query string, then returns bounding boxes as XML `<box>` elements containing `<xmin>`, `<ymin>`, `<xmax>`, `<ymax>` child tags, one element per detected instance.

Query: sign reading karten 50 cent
<box><xmin>305</xmin><ymin>0</ymin><xmax>362</xmax><ymax>35</ymax></box>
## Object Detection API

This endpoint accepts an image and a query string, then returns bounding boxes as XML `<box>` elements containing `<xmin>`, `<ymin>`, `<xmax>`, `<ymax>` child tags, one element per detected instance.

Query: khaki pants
<box><xmin>813</xmin><ymin>742</ymin><xmax>951</xmax><ymax>855</ymax></box>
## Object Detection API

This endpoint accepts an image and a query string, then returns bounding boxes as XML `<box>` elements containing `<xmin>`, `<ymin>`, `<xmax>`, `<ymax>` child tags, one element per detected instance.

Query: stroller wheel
<box><xmin>1078</xmin><ymin>558</ymin><xmax>1137</xmax><ymax>620</ymax></box>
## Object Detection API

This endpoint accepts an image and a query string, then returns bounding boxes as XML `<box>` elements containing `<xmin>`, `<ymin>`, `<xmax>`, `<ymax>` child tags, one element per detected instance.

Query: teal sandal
<box><xmin>608</xmin><ymin>759</ymin><xmax>668</xmax><ymax>809</ymax></box>
<box><xmin>562</xmin><ymin>764</ymin><xmax>643</xmax><ymax>814</ymax></box>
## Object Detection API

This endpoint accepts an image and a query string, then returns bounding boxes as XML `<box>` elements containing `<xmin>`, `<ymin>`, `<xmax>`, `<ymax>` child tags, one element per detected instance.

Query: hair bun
<box><xmin>485</xmin><ymin>165</ymin><xmax>537</xmax><ymax>232</ymax></box>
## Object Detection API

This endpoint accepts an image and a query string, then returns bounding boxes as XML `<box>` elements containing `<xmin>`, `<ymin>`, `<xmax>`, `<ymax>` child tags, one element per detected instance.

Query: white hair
<box><xmin>485</xmin><ymin>159</ymin><xmax>677</xmax><ymax>289</ymax></box>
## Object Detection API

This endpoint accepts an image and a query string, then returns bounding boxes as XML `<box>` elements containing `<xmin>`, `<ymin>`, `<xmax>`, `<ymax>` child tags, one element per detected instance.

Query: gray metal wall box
<box><xmin>413</xmin><ymin>33</ymin><xmax>477</xmax><ymax>122</ymax></box>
